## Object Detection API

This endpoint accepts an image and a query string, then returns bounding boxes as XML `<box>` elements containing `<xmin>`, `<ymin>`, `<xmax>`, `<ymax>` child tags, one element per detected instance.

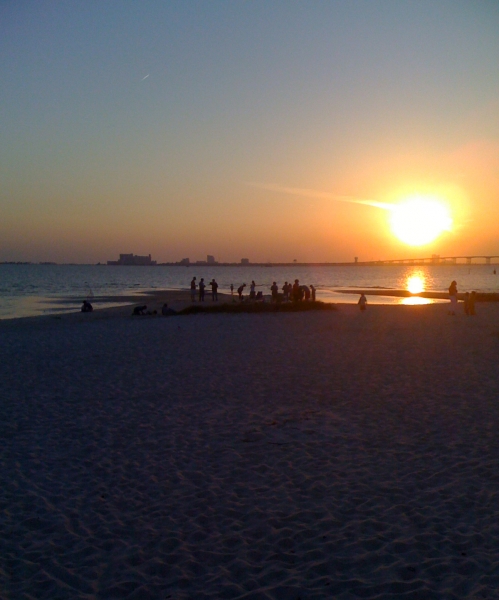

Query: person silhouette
<box><xmin>270</xmin><ymin>281</ymin><xmax>278</xmax><ymax>302</ymax></box>
<box><xmin>448</xmin><ymin>280</ymin><xmax>457</xmax><ymax>315</ymax></box>
<box><xmin>162</xmin><ymin>303</ymin><xmax>177</xmax><ymax>316</ymax></box>
<box><xmin>210</xmin><ymin>278</ymin><xmax>218</xmax><ymax>301</ymax></box>
<box><xmin>292</xmin><ymin>279</ymin><xmax>301</xmax><ymax>302</ymax></box>
<box><xmin>282</xmin><ymin>282</ymin><xmax>289</xmax><ymax>302</ymax></box>
<box><xmin>469</xmin><ymin>291</ymin><xmax>477</xmax><ymax>315</ymax></box>
<box><xmin>250</xmin><ymin>280</ymin><xmax>256</xmax><ymax>300</ymax></box>
<box><xmin>358</xmin><ymin>293</ymin><xmax>367</xmax><ymax>311</ymax></box>
<box><xmin>81</xmin><ymin>300</ymin><xmax>93</xmax><ymax>312</ymax></box>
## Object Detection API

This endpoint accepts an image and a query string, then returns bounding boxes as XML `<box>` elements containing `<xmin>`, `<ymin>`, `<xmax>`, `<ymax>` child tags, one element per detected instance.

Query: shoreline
<box><xmin>0</xmin><ymin>289</ymin><xmax>447</xmax><ymax>326</ymax></box>
<box><xmin>0</xmin><ymin>288</ymin><xmax>461</xmax><ymax>323</ymax></box>
<box><xmin>2</xmin><ymin>284</ymin><xmax>498</xmax><ymax>324</ymax></box>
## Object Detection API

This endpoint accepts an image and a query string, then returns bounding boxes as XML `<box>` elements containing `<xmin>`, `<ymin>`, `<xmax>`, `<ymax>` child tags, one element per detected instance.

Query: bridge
<box><xmin>157</xmin><ymin>255</ymin><xmax>499</xmax><ymax>267</ymax></box>
<box><xmin>358</xmin><ymin>255</ymin><xmax>499</xmax><ymax>266</ymax></box>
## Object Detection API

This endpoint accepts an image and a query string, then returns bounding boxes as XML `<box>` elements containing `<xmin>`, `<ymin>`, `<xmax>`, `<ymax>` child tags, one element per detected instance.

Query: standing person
<box><xmin>250</xmin><ymin>280</ymin><xmax>256</xmax><ymax>300</ymax></box>
<box><xmin>199</xmin><ymin>278</ymin><xmax>206</xmax><ymax>302</ymax></box>
<box><xmin>463</xmin><ymin>292</ymin><xmax>470</xmax><ymax>316</ymax></box>
<box><xmin>230</xmin><ymin>283</ymin><xmax>234</xmax><ymax>302</ymax></box>
<box><xmin>292</xmin><ymin>279</ymin><xmax>301</xmax><ymax>302</ymax></box>
<box><xmin>270</xmin><ymin>281</ymin><xmax>279</xmax><ymax>302</ymax></box>
<box><xmin>282</xmin><ymin>281</ymin><xmax>289</xmax><ymax>302</ymax></box>
<box><xmin>190</xmin><ymin>277</ymin><xmax>197</xmax><ymax>302</ymax></box>
<box><xmin>310</xmin><ymin>285</ymin><xmax>316</xmax><ymax>301</ymax></box>
<box><xmin>237</xmin><ymin>283</ymin><xmax>246</xmax><ymax>301</ymax></box>
<box><xmin>448</xmin><ymin>280</ymin><xmax>458</xmax><ymax>315</ymax></box>
<box><xmin>302</xmin><ymin>285</ymin><xmax>311</xmax><ymax>301</ymax></box>
<box><xmin>358</xmin><ymin>293</ymin><xmax>367</xmax><ymax>311</ymax></box>
<box><xmin>210</xmin><ymin>278</ymin><xmax>218</xmax><ymax>301</ymax></box>
<box><xmin>469</xmin><ymin>291</ymin><xmax>477</xmax><ymax>315</ymax></box>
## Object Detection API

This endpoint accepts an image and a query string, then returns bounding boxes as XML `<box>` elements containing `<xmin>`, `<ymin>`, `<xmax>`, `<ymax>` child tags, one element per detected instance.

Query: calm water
<box><xmin>1</xmin><ymin>263</ymin><xmax>498</xmax><ymax>319</ymax></box>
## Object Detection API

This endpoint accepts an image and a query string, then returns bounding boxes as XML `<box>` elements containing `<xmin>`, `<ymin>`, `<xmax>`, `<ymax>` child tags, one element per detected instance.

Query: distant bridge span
<box><xmin>364</xmin><ymin>255</ymin><xmax>499</xmax><ymax>266</ymax></box>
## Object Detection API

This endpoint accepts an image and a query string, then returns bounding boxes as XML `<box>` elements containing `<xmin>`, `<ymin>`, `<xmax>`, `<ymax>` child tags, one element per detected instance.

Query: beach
<box><xmin>2</xmin><ymin>300</ymin><xmax>499</xmax><ymax>599</ymax></box>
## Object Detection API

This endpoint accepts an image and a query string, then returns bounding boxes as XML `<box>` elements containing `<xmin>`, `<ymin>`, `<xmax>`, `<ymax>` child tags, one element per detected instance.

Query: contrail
<box><xmin>141</xmin><ymin>74</ymin><xmax>150</xmax><ymax>81</ymax></box>
<box><xmin>246</xmin><ymin>182</ymin><xmax>393</xmax><ymax>210</ymax></box>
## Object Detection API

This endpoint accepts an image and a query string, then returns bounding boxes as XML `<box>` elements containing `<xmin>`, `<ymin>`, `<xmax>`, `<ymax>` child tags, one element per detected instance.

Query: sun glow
<box><xmin>390</xmin><ymin>195</ymin><xmax>452</xmax><ymax>246</ymax></box>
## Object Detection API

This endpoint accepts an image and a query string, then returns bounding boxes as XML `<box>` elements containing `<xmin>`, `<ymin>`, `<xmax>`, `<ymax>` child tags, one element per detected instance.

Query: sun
<box><xmin>390</xmin><ymin>195</ymin><xmax>452</xmax><ymax>246</ymax></box>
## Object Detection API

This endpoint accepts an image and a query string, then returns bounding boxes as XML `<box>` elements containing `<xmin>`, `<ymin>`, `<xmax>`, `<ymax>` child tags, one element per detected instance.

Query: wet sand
<box><xmin>1</xmin><ymin>290</ymin><xmax>222</xmax><ymax>327</ymax></box>
<box><xmin>2</xmin><ymin>301</ymin><xmax>499</xmax><ymax>599</ymax></box>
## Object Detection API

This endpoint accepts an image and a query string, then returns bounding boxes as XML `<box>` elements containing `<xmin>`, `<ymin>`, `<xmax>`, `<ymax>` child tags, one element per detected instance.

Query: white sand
<box><xmin>2</xmin><ymin>303</ymin><xmax>499</xmax><ymax>599</ymax></box>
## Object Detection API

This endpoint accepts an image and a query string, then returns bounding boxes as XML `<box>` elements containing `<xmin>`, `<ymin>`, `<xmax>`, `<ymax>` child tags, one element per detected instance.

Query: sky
<box><xmin>1</xmin><ymin>1</ymin><xmax>499</xmax><ymax>264</ymax></box>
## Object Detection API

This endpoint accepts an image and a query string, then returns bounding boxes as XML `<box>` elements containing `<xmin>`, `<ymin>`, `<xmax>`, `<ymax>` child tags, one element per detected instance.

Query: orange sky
<box><xmin>1</xmin><ymin>3</ymin><xmax>498</xmax><ymax>263</ymax></box>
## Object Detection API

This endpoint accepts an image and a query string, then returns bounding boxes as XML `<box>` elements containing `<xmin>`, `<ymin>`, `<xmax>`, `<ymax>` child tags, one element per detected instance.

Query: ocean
<box><xmin>1</xmin><ymin>263</ymin><xmax>498</xmax><ymax>320</ymax></box>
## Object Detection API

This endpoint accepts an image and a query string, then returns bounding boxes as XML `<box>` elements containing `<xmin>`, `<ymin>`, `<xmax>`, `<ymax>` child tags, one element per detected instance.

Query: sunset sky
<box><xmin>1</xmin><ymin>1</ymin><xmax>498</xmax><ymax>263</ymax></box>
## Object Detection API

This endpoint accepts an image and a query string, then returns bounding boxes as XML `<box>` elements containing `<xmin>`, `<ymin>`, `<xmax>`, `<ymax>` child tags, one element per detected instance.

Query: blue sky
<box><xmin>1</xmin><ymin>1</ymin><xmax>498</xmax><ymax>263</ymax></box>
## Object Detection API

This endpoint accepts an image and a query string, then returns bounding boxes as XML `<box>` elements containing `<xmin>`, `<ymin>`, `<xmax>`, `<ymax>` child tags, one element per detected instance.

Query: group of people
<box><xmin>190</xmin><ymin>277</ymin><xmax>218</xmax><ymax>302</ymax></box>
<box><xmin>277</xmin><ymin>280</ymin><xmax>316</xmax><ymax>302</ymax></box>
<box><xmin>234</xmin><ymin>279</ymin><xmax>317</xmax><ymax>303</ymax></box>
<box><xmin>448</xmin><ymin>280</ymin><xmax>477</xmax><ymax>316</ymax></box>
<box><xmin>132</xmin><ymin>303</ymin><xmax>177</xmax><ymax>316</ymax></box>
<box><xmin>188</xmin><ymin>277</ymin><xmax>318</xmax><ymax>303</ymax></box>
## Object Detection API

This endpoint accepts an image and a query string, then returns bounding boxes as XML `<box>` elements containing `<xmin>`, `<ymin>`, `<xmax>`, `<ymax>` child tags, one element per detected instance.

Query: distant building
<box><xmin>354</xmin><ymin>257</ymin><xmax>358</xmax><ymax>264</ymax></box>
<box><xmin>207</xmin><ymin>255</ymin><xmax>216</xmax><ymax>264</ymax></box>
<box><xmin>179</xmin><ymin>258</ymin><xmax>190</xmax><ymax>266</ymax></box>
<box><xmin>107</xmin><ymin>253</ymin><xmax>157</xmax><ymax>266</ymax></box>
<box><xmin>241</xmin><ymin>258</ymin><xmax>249</xmax><ymax>265</ymax></box>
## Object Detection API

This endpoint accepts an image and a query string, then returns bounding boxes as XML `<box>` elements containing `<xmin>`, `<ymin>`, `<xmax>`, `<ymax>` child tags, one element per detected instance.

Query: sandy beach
<box><xmin>2</xmin><ymin>300</ymin><xmax>499</xmax><ymax>599</ymax></box>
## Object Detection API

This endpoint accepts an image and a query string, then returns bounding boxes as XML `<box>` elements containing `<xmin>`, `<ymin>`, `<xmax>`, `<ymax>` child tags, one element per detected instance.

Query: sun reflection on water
<box><xmin>401</xmin><ymin>296</ymin><xmax>432</xmax><ymax>305</ymax></box>
<box><xmin>406</xmin><ymin>273</ymin><xmax>426</xmax><ymax>295</ymax></box>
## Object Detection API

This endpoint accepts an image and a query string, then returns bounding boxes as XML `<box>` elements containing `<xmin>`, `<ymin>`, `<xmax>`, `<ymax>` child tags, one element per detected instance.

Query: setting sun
<box><xmin>390</xmin><ymin>196</ymin><xmax>452</xmax><ymax>246</ymax></box>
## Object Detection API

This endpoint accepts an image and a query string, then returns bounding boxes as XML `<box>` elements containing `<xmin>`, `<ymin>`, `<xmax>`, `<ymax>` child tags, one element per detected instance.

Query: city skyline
<box><xmin>1</xmin><ymin>2</ymin><xmax>498</xmax><ymax>264</ymax></box>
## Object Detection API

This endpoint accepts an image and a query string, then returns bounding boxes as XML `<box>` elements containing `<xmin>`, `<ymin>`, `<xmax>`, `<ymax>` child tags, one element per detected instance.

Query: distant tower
<box><xmin>207</xmin><ymin>255</ymin><xmax>215</xmax><ymax>264</ymax></box>
<box><xmin>354</xmin><ymin>257</ymin><xmax>358</xmax><ymax>264</ymax></box>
